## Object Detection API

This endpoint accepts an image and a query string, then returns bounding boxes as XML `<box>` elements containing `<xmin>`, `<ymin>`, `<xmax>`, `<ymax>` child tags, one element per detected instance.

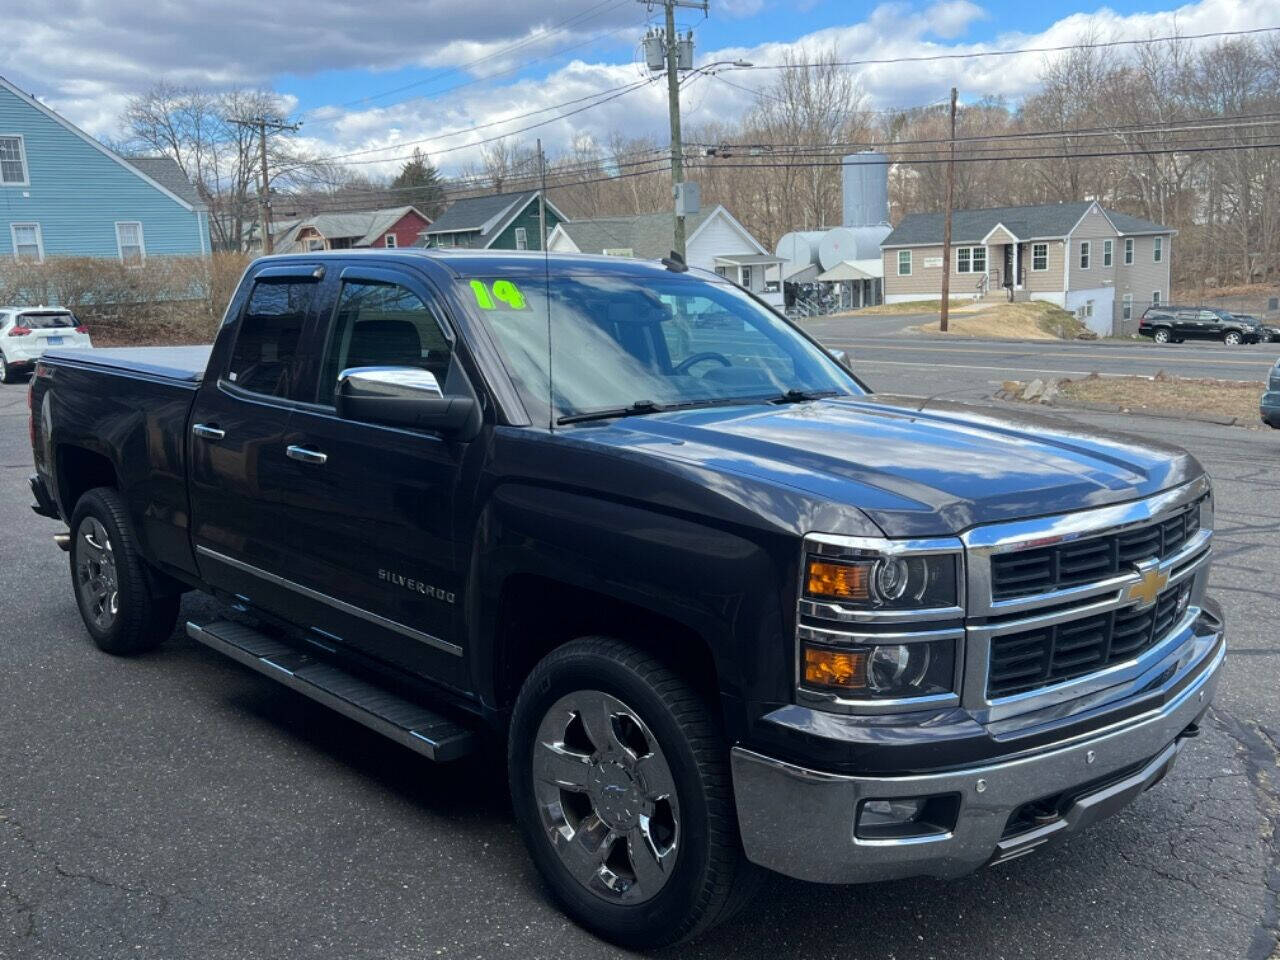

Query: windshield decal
<box><xmin>470</xmin><ymin>279</ymin><xmax>529</xmax><ymax>311</ymax></box>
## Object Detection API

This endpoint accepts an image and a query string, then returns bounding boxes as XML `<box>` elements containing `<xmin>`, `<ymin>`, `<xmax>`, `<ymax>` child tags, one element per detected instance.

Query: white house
<box><xmin>547</xmin><ymin>205</ymin><xmax>785</xmax><ymax>307</ymax></box>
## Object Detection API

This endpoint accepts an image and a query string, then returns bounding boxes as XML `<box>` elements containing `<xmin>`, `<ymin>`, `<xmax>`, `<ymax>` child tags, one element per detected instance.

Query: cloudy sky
<box><xmin>3</xmin><ymin>0</ymin><xmax>1276</xmax><ymax>178</ymax></box>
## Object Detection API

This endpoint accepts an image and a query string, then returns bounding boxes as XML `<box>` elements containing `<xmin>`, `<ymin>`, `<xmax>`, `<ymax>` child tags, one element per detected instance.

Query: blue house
<box><xmin>1</xmin><ymin>75</ymin><xmax>209</xmax><ymax>263</ymax></box>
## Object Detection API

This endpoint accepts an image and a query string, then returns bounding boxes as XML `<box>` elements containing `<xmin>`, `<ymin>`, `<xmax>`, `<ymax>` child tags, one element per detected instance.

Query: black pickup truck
<box><xmin>29</xmin><ymin>251</ymin><xmax>1224</xmax><ymax>949</ymax></box>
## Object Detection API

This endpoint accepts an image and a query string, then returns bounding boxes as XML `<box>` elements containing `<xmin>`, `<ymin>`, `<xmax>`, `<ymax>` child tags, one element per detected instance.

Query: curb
<box><xmin>1032</xmin><ymin>397</ymin><xmax>1241</xmax><ymax>426</ymax></box>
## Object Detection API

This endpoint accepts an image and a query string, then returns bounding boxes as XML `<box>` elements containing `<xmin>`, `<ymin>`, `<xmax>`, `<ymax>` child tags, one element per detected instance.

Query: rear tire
<box><xmin>0</xmin><ymin>353</ymin><xmax>14</xmax><ymax>383</ymax></box>
<box><xmin>508</xmin><ymin>637</ymin><xmax>760</xmax><ymax>949</ymax></box>
<box><xmin>69</xmin><ymin>487</ymin><xmax>180</xmax><ymax>655</ymax></box>
<box><xmin>1152</xmin><ymin>328</ymin><xmax>1171</xmax><ymax>344</ymax></box>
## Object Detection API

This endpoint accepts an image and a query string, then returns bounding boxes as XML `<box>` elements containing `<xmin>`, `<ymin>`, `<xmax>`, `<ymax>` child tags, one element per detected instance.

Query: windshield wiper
<box><xmin>557</xmin><ymin>400</ymin><xmax>664</xmax><ymax>425</ymax></box>
<box><xmin>768</xmin><ymin>389</ymin><xmax>839</xmax><ymax>404</ymax></box>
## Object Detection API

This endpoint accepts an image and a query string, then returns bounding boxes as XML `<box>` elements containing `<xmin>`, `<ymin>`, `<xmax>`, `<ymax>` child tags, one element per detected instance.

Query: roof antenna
<box><xmin>662</xmin><ymin>250</ymin><xmax>688</xmax><ymax>273</ymax></box>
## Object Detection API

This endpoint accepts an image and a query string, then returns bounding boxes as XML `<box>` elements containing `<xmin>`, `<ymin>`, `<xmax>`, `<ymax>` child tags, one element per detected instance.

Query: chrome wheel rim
<box><xmin>532</xmin><ymin>690</ymin><xmax>680</xmax><ymax>904</ymax></box>
<box><xmin>75</xmin><ymin>518</ymin><xmax>119</xmax><ymax>630</ymax></box>
<box><xmin>1226</xmin><ymin>332</ymin><xmax>1240</xmax><ymax>345</ymax></box>
<box><xmin>1154</xmin><ymin>330</ymin><xmax>1169</xmax><ymax>343</ymax></box>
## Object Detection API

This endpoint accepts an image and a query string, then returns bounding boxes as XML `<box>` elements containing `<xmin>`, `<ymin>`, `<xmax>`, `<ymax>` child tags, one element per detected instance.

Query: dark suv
<box><xmin>1139</xmin><ymin>305</ymin><xmax>1263</xmax><ymax>345</ymax></box>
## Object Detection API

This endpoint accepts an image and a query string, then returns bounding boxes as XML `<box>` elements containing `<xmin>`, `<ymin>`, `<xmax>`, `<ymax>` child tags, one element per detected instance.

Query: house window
<box><xmin>740</xmin><ymin>266</ymin><xmax>753</xmax><ymax>288</ymax></box>
<box><xmin>1077</xmin><ymin>300</ymin><xmax>1094</xmax><ymax>320</ymax></box>
<box><xmin>306</xmin><ymin>237</ymin><xmax>325</xmax><ymax>252</ymax></box>
<box><xmin>0</xmin><ymin>135</ymin><xmax>28</xmax><ymax>185</ymax></box>
<box><xmin>1152</xmin><ymin>290</ymin><xmax>1162</xmax><ymax>305</ymax></box>
<box><xmin>1124</xmin><ymin>237</ymin><xmax>1134</xmax><ymax>264</ymax></box>
<box><xmin>384</xmin><ymin>234</ymin><xmax>397</xmax><ymax>248</ymax></box>
<box><xmin>1031</xmin><ymin>243</ymin><xmax>1048</xmax><ymax>271</ymax></box>
<box><xmin>1122</xmin><ymin>294</ymin><xmax>1133</xmax><ymax>320</ymax></box>
<box><xmin>1153</xmin><ymin>237</ymin><xmax>1163</xmax><ymax>263</ymax></box>
<box><xmin>897</xmin><ymin>250</ymin><xmax>911</xmax><ymax>276</ymax></box>
<box><xmin>1103</xmin><ymin>239</ymin><xmax>1113</xmax><ymax>267</ymax></box>
<box><xmin>514</xmin><ymin>227</ymin><xmax>528</xmax><ymax>250</ymax></box>
<box><xmin>1079</xmin><ymin>241</ymin><xmax>1090</xmax><ymax>270</ymax></box>
<box><xmin>955</xmin><ymin>246</ymin><xmax>986</xmax><ymax>274</ymax></box>
<box><xmin>714</xmin><ymin>266</ymin><xmax>728</xmax><ymax>278</ymax></box>
<box><xmin>115</xmin><ymin>221</ymin><xmax>145</xmax><ymax>265</ymax></box>
<box><xmin>11</xmin><ymin>222</ymin><xmax>43</xmax><ymax>262</ymax></box>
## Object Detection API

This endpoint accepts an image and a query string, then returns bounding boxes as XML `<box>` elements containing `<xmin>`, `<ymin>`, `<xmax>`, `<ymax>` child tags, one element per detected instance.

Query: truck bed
<box><xmin>42</xmin><ymin>344</ymin><xmax>212</xmax><ymax>382</ymax></box>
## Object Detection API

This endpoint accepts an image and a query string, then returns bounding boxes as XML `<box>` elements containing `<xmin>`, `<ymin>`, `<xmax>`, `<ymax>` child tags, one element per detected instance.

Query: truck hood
<box><xmin>570</xmin><ymin>396</ymin><xmax>1203</xmax><ymax>538</ymax></box>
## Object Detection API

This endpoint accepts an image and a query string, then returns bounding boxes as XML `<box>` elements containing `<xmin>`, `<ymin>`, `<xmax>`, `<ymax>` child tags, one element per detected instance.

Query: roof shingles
<box><xmin>882</xmin><ymin>201</ymin><xmax>1170</xmax><ymax>247</ymax></box>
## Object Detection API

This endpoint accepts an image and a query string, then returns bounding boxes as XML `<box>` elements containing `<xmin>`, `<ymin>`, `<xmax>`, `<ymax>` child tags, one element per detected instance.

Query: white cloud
<box><xmin>924</xmin><ymin>0</ymin><xmax>989</xmax><ymax>39</ymax></box>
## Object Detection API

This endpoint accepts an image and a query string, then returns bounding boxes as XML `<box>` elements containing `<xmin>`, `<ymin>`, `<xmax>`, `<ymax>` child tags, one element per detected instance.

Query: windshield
<box><xmin>463</xmin><ymin>272</ymin><xmax>863</xmax><ymax>422</ymax></box>
<box><xmin>18</xmin><ymin>311</ymin><xmax>77</xmax><ymax>329</ymax></box>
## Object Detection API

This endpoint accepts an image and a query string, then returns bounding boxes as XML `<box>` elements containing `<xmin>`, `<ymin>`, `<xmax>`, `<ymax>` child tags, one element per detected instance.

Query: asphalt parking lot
<box><xmin>1</xmin><ymin>344</ymin><xmax>1277</xmax><ymax>960</ymax></box>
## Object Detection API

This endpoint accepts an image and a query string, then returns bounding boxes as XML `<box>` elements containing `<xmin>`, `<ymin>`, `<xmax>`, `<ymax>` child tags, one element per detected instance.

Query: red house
<box><xmin>271</xmin><ymin>206</ymin><xmax>432</xmax><ymax>252</ymax></box>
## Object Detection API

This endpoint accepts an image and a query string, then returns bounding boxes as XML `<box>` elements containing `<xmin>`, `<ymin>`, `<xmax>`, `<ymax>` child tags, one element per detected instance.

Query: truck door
<box><xmin>278</xmin><ymin>265</ymin><xmax>471</xmax><ymax>690</ymax></box>
<box><xmin>188</xmin><ymin>266</ymin><xmax>323</xmax><ymax>613</ymax></box>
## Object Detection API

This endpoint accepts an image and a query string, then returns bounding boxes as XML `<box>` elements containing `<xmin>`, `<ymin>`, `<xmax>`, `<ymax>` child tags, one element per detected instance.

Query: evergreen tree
<box><xmin>392</xmin><ymin>148</ymin><xmax>447</xmax><ymax>219</ymax></box>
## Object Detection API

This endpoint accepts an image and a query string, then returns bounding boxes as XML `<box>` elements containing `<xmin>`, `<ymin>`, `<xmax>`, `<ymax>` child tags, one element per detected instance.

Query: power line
<box><xmin>689</xmin><ymin>139</ymin><xmax>1280</xmax><ymax>170</ymax></box>
<box><xmin>721</xmin><ymin>25</ymin><xmax>1280</xmax><ymax>72</ymax></box>
<box><xmin>286</xmin><ymin>78</ymin><xmax>661</xmax><ymax>171</ymax></box>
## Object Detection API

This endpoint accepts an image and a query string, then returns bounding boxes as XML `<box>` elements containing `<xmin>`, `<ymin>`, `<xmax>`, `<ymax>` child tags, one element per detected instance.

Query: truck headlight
<box><xmin>801</xmin><ymin>636</ymin><xmax>956</xmax><ymax>698</ymax></box>
<box><xmin>805</xmin><ymin>553</ymin><xmax>958</xmax><ymax>610</ymax></box>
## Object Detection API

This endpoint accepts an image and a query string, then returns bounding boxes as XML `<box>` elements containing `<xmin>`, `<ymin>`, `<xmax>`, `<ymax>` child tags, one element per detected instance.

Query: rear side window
<box><xmin>226</xmin><ymin>279</ymin><xmax>315</xmax><ymax>398</ymax></box>
<box><xmin>317</xmin><ymin>280</ymin><xmax>453</xmax><ymax>405</ymax></box>
<box><xmin>17</xmin><ymin>311</ymin><xmax>76</xmax><ymax>328</ymax></box>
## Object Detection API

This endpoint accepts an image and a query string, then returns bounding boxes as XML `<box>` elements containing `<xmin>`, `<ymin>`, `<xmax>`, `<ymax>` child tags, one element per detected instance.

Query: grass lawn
<box><xmin>836</xmin><ymin>299</ymin><xmax>969</xmax><ymax>316</ymax></box>
<box><xmin>910</xmin><ymin>301</ymin><xmax>1088</xmax><ymax>340</ymax></box>
<box><xmin>1059</xmin><ymin>372</ymin><xmax>1266</xmax><ymax>425</ymax></box>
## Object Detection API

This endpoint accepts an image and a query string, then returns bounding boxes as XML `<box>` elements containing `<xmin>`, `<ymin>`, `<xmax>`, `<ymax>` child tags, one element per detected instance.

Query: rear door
<box><xmin>278</xmin><ymin>264</ymin><xmax>473</xmax><ymax>689</ymax></box>
<box><xmin>187</xmin><ymin>266</ymin><xmax>323</xmax><ymax>613</ymax></box>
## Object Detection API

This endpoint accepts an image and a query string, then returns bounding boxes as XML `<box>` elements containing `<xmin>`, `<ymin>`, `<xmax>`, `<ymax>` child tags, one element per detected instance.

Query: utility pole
<box><xmin>537</xmin><ymin>137</ymin><xmax>547</xmax><ymax>250</ymax></box>
<box><xmin>939</xmin><ymin>87</ymin><xmax>957</xmax><ymax>333</ymax></box>
<box><xmin>229</xmin><ymin>114</ymin><xmax>301</xmax><ymax>255</ymax></box>
<box><xmin>641</xmin><ymin>0</ymin><xmax>706</xmax><ymax>260</ymax></box>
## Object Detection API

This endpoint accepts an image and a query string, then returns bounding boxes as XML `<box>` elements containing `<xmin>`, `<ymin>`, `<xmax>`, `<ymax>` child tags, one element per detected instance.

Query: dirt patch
<box><xmin>836</xmin><ymin>298</ymin><xmax>969</xmax><ymax>317</ymax></box>
<box><xmin>909</xmin><ymin>301</ymin><xmax>1088</xmax><ymax>340</ymax></box>
<box><xmin>1057</xmin><ymin>372</ymin><xmax>1265</xmax><ymax>425</ymax></box>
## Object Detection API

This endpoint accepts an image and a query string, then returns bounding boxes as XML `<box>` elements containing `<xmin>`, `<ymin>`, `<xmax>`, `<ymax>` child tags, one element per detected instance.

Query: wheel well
<box><xmin>492</xmin><ymin>575</ymin><xmax>720</xmax><ymax>712</ymax></box>
<box><xmin>56</xmin><ymin>445</ymin><xmax>119</xmax><ymax>515</ymax></box>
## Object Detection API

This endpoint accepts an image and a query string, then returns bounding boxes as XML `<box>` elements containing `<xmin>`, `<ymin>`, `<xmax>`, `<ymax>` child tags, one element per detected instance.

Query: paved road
<box><xmin>0</xmin><ymin>368</ymin><xmax>1277</xmax><ymax>960</ymax></box>
<box><xmin>803</xmin><ymin>314</ymin><xmax>1280</xmax><ymax>399</ymax></box>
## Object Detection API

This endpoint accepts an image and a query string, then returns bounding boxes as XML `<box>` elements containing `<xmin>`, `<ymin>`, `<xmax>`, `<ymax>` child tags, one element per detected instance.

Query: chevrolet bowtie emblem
<box><xmin>1126</xmin><ymin>563</ymin><xmax>1169</xmax><ymax>608</ymax></box>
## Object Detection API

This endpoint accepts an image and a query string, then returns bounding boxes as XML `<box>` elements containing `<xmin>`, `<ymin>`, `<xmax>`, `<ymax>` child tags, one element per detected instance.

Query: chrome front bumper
<box><xmin>731</xmin><ymin>627</ymin><xmax>1224</xmax><ymax>884</ymax></box>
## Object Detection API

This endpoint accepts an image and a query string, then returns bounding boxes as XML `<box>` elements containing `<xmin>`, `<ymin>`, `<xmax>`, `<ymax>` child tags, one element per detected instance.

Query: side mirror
<box><xmin>336</xmin><ymin>366</ymin><xmax>479</xmax><ymax>438</ymax></box>
<box><xmin>828</xmin><ymin>348</ymin><xmax>853</xmax><ymax>371</ymax></box>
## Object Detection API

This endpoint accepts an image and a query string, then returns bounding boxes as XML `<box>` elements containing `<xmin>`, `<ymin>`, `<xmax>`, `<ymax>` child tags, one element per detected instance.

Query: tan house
<box><xmin>880</xmin><ymin>201</ymin><xmax>1174</xmax><ymax>334</ymax></box>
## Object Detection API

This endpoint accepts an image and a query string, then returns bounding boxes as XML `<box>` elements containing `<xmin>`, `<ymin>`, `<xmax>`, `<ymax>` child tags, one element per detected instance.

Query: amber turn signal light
<box><xmin>803</xmin><ymin>646</ymin><xmax>868</xmax><ymax>690</ymax></box>
<box><xmin>805</xmin><ymin>559</ymin><xmax>872</xmax><ymax>601</ymax></box>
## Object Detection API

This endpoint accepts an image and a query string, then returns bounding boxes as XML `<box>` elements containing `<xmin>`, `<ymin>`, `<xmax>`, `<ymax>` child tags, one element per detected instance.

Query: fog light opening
<box><xmin>855</xmin><ymin>794</ymin><xmax>960</xmax><ymax>841</ymax></box>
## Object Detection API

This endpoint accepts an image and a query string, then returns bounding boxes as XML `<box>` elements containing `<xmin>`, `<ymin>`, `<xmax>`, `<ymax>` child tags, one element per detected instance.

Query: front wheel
<box><xmin>1224</xmin><ymin>331</ymin><xmax>1243</xmax><ymax>346</ymax></box>
<box><xmin>508</xmin><ymin>638</ymin><xmax>759</xmax><ymax>949</ymax></box>
<box><xmin>69</xmin><ymin>487</ymin><xmax>180</xmax><ymax>655</ymax></box>
<box><xmin>1152</xmin><ymin>328</ymin><xmax>1171</xmax><ymax>344</ymax></box>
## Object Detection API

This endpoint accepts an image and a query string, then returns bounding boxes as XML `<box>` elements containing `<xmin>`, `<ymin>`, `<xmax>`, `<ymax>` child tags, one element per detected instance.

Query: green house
<box><xmin>418</xmin><ymin>190</ymin><xmax>566</xmax><ymax>251</ymax></box>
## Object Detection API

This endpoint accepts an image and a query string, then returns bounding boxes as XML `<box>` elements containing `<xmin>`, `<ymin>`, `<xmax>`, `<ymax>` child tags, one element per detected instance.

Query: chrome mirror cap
<box><xmin>337</xmin><ymin>366</ymin><xmax>444</xmax><ymax>399</ymax></box>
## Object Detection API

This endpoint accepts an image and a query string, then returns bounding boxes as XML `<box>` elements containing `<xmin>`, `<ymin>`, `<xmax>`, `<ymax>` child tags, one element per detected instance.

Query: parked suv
<box><xmin>0</xmin><ymin>307</ymin><xmax>92</xmax><ymax>382</ymax></box>
<box><xmin>1139</xmin><ymin>305</ymin><xmax>1263</xmax><ymax>345</ymax></box>
<box><xmin>1235</xmin><ymin>313</ymin><xmax>1280</xmax><ymax>342</ymax></box>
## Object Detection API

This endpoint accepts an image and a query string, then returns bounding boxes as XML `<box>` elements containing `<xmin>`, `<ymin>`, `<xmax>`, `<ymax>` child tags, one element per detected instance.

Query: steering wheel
<box><xmin>674</xmin><ymin>351</ymin><xmax>732</xmax><ymax>376</ymax></box>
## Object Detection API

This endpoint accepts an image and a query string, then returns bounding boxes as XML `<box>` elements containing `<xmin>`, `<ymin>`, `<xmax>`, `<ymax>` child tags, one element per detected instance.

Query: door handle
<box><xmin>286</xmin><ymin>445</ymin><xmax>328</xmax><ymax>465</ymax></box>
<box><xmin>192</xmin><ymin>423</ymin><xmax>226</xmax><ymax>441</ymax></box>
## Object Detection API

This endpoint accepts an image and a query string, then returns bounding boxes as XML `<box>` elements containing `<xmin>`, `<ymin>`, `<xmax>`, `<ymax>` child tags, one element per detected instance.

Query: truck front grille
<box><xmin>986</xmin><ymin>581</ymin><xmax>1191</xmax><ymax>698</ymax></box>
<box><xmin>990</xmin><ymin>500</ymin><xmax>1202</xmax><ymax>601</ymax></box>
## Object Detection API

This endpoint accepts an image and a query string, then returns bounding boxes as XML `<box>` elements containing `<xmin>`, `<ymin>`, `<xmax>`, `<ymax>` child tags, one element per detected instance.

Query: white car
<box><xmin>0</xmin><ymin>307</ymin><xmax>93</xmax><ymax>383</ymax></box>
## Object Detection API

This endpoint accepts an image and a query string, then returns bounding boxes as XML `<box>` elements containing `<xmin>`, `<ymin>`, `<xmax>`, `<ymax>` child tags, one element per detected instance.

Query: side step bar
<box><xmin>186</xmin><ymin>620</ymin><xmax>477</xmax><ymax>762</ymax></box>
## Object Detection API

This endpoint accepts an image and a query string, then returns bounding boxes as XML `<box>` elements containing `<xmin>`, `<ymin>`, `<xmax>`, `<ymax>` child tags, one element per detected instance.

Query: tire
<box><xmin>1173</xmin><ymin>338</ymin><xmax>1186</xmax><ymax>344</ymax></box>
<box><xmin>1152</xmin><ymin>328</ymin><xmax>1171</xmax><ymax>344</ymax></box>
<box><xmin>69</xmin><ymin>487</ymin><xmax>180</xmax><ymax>655</ymax></box>
<box><xmin>1224</xmin><ymin>331</ymin><xmax>1243</xmax><ymax>346</ymax></box>
<box><xmin>0</xmin><ymin>353</ymin><xmax>13</xmax><ymax>383</ymax></box>
<box><xmin>508</xmin><ymin>638</ymin><xmax>760</xmax><ymax>950</ymax></box>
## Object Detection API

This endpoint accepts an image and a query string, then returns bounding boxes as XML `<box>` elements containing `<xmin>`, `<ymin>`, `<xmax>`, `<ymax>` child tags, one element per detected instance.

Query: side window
<box><xmin>226</xmin><ymin>279</ymin><xmax>315</xmax><ymax>398</ymax></box>
<box><xmin>318</xmin><ymin>280</ymin><xmax>452</xmax><ymax>405</ymax></box>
